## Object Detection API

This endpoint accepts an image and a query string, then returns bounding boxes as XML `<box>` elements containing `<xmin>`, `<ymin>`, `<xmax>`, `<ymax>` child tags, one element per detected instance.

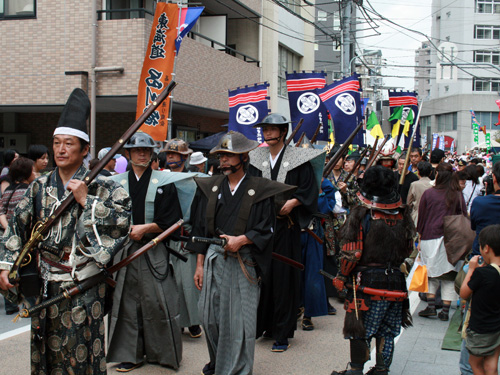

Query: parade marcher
<box><xmin>301</xmin><ymin>177</ymin><xmax>337</xmax><ymax>331</ymax></box>
<box><xmin>248</xmin><ymin>113</ymin><xmax>323</xmax><ymax>352</ymax></box>
<box><xmin>344</xmin><ymin>150</ymin><xmax>361</xmax><ymax>177</ymax></box>
<box><xmin>107</xmin><ymin>132</ymin><xmax>189</xmax><ymax>372</ymax></box>
<box><xmin>97</xmin><ymin>147</ymin><xmax>122</xmax><ymax>176</ymax></box>
<box><xmin>188</xmin><ymin>131</ymin><xmax>294</xmax><ymax>375</ymax></box>
<box><xmin>330</xmin><ymin>166</ymin><xmax>414</xmax><ymax>375</ymax></box>
<box><xmin>162</xmin><ymin>141</ymin><xmax>204</xmax><ymax>339</ymax></box>
<box><xmin>164</xmin><ymin>138</ymin><xmax>193</xmax><ymax>172</ymax></box>
<box><xmin>0</xmin><ymin>88</ymin><xmax>132</xmax><ymax>375</ymax></box>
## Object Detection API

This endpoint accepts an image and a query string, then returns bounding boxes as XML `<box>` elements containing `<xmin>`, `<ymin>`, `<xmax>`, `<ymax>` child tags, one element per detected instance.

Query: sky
<box><xmin>356</xmin><ymin>0</ymin><xmax>433</xmax><ymax>94</ymax></box>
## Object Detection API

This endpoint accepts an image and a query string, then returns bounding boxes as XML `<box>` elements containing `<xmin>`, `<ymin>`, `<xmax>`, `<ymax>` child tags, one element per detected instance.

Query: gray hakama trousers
<box><xmin>170</xmin><ymin>240</ymin><xmax>201</xmax><ymax>327</ymax></box>
<box><xmin>107</xmin><ymin>241</ymin><xmax>182</xmax><ymax>368</ymax></box>
<box><xmin>199</xmin><ymin>244</ymin><xmax>260</xmax><ymax>375</ymax></box>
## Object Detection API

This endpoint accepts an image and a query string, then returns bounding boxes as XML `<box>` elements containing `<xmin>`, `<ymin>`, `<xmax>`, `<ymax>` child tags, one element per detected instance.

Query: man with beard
<box><xmin>248</xmin><ymin>114</ymin><xmax>323</xmax><ymax>352</ymax></box>
<box><xmin>189</xmin><ymin>131</ymin><xmax>294</xmax><ymax>375</ymax></box>
<box><xmin>330</xmin><ymin>166</ymin><xmax>414</xmax><ymax>375</ymax></box>
<box><xmin>107</xmin><ymin>132</ymin><xmax>190</xmax><ymax>372</ymax></box>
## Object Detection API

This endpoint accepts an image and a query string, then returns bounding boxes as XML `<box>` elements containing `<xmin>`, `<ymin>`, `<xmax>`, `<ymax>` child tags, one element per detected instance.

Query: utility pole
<box><xmin>341</xmin><ymin>0</ymin><xmax>352</xmax><ymax>76</ymax></box>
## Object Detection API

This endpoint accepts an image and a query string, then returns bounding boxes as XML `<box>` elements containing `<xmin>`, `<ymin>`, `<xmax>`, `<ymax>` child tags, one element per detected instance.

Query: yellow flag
<box><xmin>391</xmin><ymin>120</ymin><xmax>401</xmax><ymax>139</ymax></box>
<box><xmin>370</xmin><ymin>124</ymin><xmax>384</xmax><ymax>139</ymax></box>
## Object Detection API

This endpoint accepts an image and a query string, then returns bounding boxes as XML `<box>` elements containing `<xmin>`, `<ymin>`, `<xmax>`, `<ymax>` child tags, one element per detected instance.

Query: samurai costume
<box><xmin>249</xmin><ymin>145</ymin><xmax>323</xmax><ymax>346</ymax></box>
<box><xmin>107</xmin><ymin>168</ymin><xmax>191</xmax><ymax>369</ymax></box>
<box><xmin>0</xmin><ymin>166</ymin><xmax>131</xmax><ymax>375</ymax></box>
<box><xmin>188</xmin><ymin>131</ymin><xmax>295</xmax><ymax>375</ymax></box>
<box><xmin>0</xmin><ymin>88</ymin><xmax>132</xmax><ymax>375</ymax></box>
<box><xmin>331</xmin><ymin>166</ymin><xmax>415</xmax><ymax>375</ymax></box>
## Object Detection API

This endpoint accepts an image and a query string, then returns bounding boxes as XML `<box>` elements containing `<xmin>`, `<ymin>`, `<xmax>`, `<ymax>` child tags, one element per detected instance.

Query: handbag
<box><xmin>407</xmin><ymin>255</ymin><xmax>428</xmax><ymax>293</ymax></box>
<box><xmin>443</xmin><ymin>198</ymin><xmax>475</xmax><ymax>265</ymax></box>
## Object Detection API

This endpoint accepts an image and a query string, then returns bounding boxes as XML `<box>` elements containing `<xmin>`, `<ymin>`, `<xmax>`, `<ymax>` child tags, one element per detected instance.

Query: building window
<box><xmin>317</xmin><ymin>10</ymin><xmax>327</xmax><ymax>22</ymax></box>
<box><xmin>278</xmin><ymin>45</ymin><xmax>300</xmax><ymax>98</ymax></box>
<box><xmin>473</xmin><ymin>78</ymin><xmax>500</xmax><ymax>91</ymax></box>
<box><xmin>281</xmin><ymin>0</ymin><xmax>300</xmax><ymax>14</ymax></box>
<box><xmin>0</xmin><ymin>0</ymin><xmax>35</xmax><ymax>19</ymax></box>
<box><xmin>472</xmin><ymin>112</ymin><xmax>498</xmax><ymax>129</ymax></box>
<box><xmin>474</xmin><ymin>50</ymin><xmax>500</xmax><ymax>65</ymax></box>
<box><xmin>475</xmin><ymin>0</ymin><xmax>500</xmax><ymax>13</ymax></box>
<box><xmin>474</xmin><ymin>25</ymin><xmax>500</xmax><ymax>39</ymax></box>
<box><xmin>437</xmin><ymin>112</ymin><xmax>458</xmax><ymax>131</ymax></box>
<box><xmin>102</xmin><ymin>0</ymin><xmax>155</xmax><ymax>20</ymax></box>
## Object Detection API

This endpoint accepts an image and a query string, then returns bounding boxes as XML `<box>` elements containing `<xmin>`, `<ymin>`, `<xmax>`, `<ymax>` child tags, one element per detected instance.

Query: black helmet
<box><xmin>358</xmin><ymin>165</ymin><xmax>401</xmax><ymax>208</ymax></box>
<box><xmin>123</xmin><ymin>132</ymin><xmax>156</xmax><ymax>149</ymax></box>
<box><xmin>253</xmin><ymin>113</ymin><xmax>291</xmax><ymax>128</ymax></box>
<box><xmin>210</xmin><ymin>131</ymin><xmax>260</xmax><ymax>154</ymax></box>
<box><xmin>346</xmin><ymin>150</ymin><xmax>361</xmax><ymax>162</ymax></box>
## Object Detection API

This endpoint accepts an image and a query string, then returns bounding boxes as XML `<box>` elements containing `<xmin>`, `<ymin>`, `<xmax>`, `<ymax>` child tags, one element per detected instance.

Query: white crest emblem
<box><xmin>236</xmin><ymin>105</ymin><xmax>259</xmax><ymax>125</ymax></box>
<box><xmin>335</xmin><ymin>93</ymin><xmax>356</xmax><ymax>115</ymax></box>
<box><xmin>297</xmin><ymin>92</ymin><xmax>320</xmax><ymax>114</ymax></box>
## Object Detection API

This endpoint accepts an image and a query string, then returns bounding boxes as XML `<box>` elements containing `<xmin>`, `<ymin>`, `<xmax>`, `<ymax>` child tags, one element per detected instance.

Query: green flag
<box><xmin>388</xmin><ymin>105</ymin><xmax>404</xmax><ymax>138</ymax></box>
<box><xmin>366</xmin><ymin>112</ymin><xmax>384</xmax><ymax>139</ymax></box>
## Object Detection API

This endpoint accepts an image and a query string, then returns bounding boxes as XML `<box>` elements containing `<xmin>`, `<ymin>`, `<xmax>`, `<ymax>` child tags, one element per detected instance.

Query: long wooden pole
<box><xmin>399</xmin><ymin>101</ymin><xmax>423</xmax><ymax>186</ymax></box>
<box><xmin>9</xmin><ymin>81</ymin><xmax>178</xmax><ymax>284</ymax></box>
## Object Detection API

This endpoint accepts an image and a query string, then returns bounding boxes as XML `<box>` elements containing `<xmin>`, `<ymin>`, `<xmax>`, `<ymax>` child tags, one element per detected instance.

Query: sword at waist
<box><xmin>319</xmin><ymin>269</ymin><xmax>407</xmax><ymax>299</ymax></box>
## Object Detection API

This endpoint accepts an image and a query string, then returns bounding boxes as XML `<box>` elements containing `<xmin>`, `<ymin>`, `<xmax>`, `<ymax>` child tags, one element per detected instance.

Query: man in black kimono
<box><xmin>189</xmin><ymin>131</ymin><xmax>294</xmax><ymax>375</ymax></box>
<box><xmin>249</xmin><ymin>113</ymin><xmax>324</xmax><ymax>352</ymax></box>
<box><xmin>108</xmin><ymin>132</ymin><xmax>189</xmax><ymax>372</ymax></box>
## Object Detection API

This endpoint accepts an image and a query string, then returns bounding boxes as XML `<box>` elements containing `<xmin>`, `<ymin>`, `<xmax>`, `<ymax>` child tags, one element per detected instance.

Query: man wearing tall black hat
<box><xmin>0</xmin><ymin>89</ymin><xmax>132</xmax><ymax>374</ymax></box>
<box><xmin>330</xmin><ymin>166</ymin><xmax>415</xmax><ymax>375</ymax></box>
<box><xmin>188</xmin><ymin>131</ymin><xmax>294</xmax><ymax>375</ymax></box>
<box><xmin>248</xmin><ymin>114</ymin><xmax>324</xmax><ymax>352</ymax></box>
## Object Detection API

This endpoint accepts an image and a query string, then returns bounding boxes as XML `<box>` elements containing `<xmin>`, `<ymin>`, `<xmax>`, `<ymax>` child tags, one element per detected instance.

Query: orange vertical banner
<box><xmin>136</xmin><ymin>3</ymin><xmax>179</xmax><ymax>141</ymax></box>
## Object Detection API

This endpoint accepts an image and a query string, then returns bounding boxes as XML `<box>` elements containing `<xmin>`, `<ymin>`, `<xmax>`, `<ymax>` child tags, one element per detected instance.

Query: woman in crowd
<box><xmin>0</xmin><ymin>149</ymin><xmax>19</xmax><ymax>195</ymax></box>
<box><xmin>417</xmin><ymin>162</ymin><xmax>467</xmax><ymax>321</ymax></box>
<box><xmin>462</xmin><ymin>164</ymin><xmax>482</xmax><ymax>213</ymax></box>
<box><xmin>0</xmin><ymin>157</ymin><xmax>35</xmax><ymax>314</ymax></box>
<box><xmin>27</xmin><ymin>144</ymin><xmax>49</xmax><ymax>178</ymax></box>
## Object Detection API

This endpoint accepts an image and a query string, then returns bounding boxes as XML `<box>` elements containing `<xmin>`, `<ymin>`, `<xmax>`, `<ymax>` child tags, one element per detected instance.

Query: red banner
<box><xmin>136</xmin><ymin>3</ymin><xmax>179</xmax><ymax>141</ymax></box>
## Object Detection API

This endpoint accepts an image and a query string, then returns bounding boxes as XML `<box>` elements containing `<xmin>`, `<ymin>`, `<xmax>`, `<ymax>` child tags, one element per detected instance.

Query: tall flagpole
<box><xmin>166</xmin><ymin>0</ymin><xmax>184</xmax><ymax>141</ymax></box>
<box><xmin>399</xmin><ymin>100</ymin><xmax>424</xmax><ymax>186</ymax></box>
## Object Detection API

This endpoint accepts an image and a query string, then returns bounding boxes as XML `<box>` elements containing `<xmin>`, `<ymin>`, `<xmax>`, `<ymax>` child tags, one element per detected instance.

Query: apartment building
<box><xmin>418</xmin><ymin>0</ymin><xmax>500</xmax><ymax>152</ymax></box>
<box><xmin>0</xmin><ymin>0</ymin><xmax>315</xmax><ymax>157</ymax></box>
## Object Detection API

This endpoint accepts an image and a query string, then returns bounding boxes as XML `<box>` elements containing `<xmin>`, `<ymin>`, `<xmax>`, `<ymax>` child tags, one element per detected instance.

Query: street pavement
<box><xmin>0</xmin><ymin>294</ymin><xmax>461</xmax><ymax>374</ymax></box>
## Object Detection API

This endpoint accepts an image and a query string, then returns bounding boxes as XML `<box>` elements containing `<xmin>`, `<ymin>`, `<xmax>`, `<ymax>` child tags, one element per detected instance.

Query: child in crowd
<box><xmin>460</xmin><ymin>224</ymin><xmax>500</xmax><ymax>375</ymax></box>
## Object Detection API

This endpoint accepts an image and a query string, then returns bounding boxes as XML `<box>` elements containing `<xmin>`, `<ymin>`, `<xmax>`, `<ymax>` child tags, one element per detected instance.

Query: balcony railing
<box><xmin>188</xmin><ymin>31</ymin><xmax>260</xmax><ymax>67</ymax></box>
<box><xmin>97</xmin><ymin>8</ymin><xmax>154</xmax><ymax>21</ymax></box>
